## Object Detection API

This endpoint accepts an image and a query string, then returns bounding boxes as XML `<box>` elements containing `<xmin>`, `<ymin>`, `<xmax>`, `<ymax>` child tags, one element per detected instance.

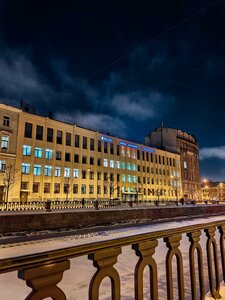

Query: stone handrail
<box><xmin>1</xmin><ymin>219</ymin><xmax>225</xmax><ymax>299</ymax></box>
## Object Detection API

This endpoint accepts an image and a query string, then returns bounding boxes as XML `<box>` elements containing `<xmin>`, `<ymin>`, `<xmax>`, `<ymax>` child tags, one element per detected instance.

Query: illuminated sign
<box><xmin>119</xmin><ymin>141</ymin><xmax>127</xmax><ymax>146</ymax></box>
<box><xmin>101</xmin><ymin>136</ymin><xmax>113</xmax><ymax>143</ymax></box>
<box><xmin>142</xmin><ymin>147</ymin><xmax>155</xmax><ymax>153</ymax></box>
<box><xmin>128</xmin><ymin>143</ymin><xmax>138</xmax><ymax>149</ymax></box>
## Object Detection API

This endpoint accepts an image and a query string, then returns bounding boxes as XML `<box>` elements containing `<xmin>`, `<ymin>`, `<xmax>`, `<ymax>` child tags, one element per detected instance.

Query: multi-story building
<box><xmin>0</xmin><ymin>103</ymin><xmax>182</xmax><ymax>203</ymax></box>
<box><xmin>145</xmin><ymin>126</ymin><xmax>201</xmax><ymax>200</ymax></box>
<box><xmin>202</xmin><ymin>180</ymin><xmax>225</xmax><ymax>201</ymax></box>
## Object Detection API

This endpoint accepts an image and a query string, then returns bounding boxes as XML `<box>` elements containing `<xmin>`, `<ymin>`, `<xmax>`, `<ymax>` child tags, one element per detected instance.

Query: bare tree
<box><xmin>170</xmin><ymin>177</ymin><xmax>181</xmax><ymax>202</ymax></box>
<box><xmin>63</xmin><ymin>177</ymin><xmax>72</xmax><ymax>201</ymax></box>
<box><xmin>104</xmin><ymin>176</ymin><xmax>118</xmax><ymax>201</ymax></box>
<box><xmin>135</xmin><ymin>183</ymin><xmax>143</xmax><ymax>203</ymax></box>
<box><xmin>0</xmin><ymin>164</ymin><xmax>16</xmax><ymax>209</ymax></box>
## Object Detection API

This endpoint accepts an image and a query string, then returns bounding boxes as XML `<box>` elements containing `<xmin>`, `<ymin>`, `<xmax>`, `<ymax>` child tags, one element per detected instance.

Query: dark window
<box><xmin>57</xmin><ymin>130</ymin><xmax>62</xmax><ymax>144</ymax></box>
<box><xmin>117</xmin><ymin>174</ymin><xmax>120</xmax><ymax>182</ymax></box>
<box><xmin>146</xmin><ymin>152</ymin><xmax>149</xmax><ymax>161</ymax></box>
<box><xmin>90</xmin><ymin>156</ymin><xmax>94</xmax><ymax>165</ymax></box>
<box><xmin>89</xmin><ymin>185</ymin><xmax>94</xmax><ymax>194</ymax></box>
<box><xmin>3</xmin><ymin>116</ymin><xmax>10</xmax><ymax>127</ymax></box>
<box><xmin>73</xmin><ymin>184</ymin><xmax>78</xmax><ymax>194</ymax></box>
<box><xmin>137</xmin><ymin>150</ymin><xmax>140</xmax><ymax>160</ymax></box>
<box><xmin>159</xmin><ymin>155</ymin><xmax>161</xmax><ymax>164</ymax></box>
<box><xmin>36</xmin><ymin>125</ymin><xmax>43</xmax><ymax>140</ymax></box>
<box><xmin>142</xmin><ymin>151</ymin><xmax>145</xmax><ymax>160</ymax></box>
<box><xmin>82</xmin><ymin>170</ymin><xmax>86</xmax><ymax>179</ymax></box>
<box><xmin>151</xmin><ymin>154</ymin><xmax>154</xmax><ymax>162</ymax></box>
<box><xmin>65</xmin><ymin>152</ymin><xmax>71</xmax><ymax>162</ymax></box>
<box><xmin>44</xmin><ymin>183</ymin><xmax>50</xmax><ymax>193</ymax></box>
<box><xmin>147</xmin><ymin>166</ymin><xmax>149</xmax><ymax>173</ymax></box>
<box><xmin>116</xmin><ymin>145</ymin><xmax>120</xmax><ymax>156</ymax></box>
<box><xmin>98</xmin><ymin>140</ymin><xmax>101</xmax><ymax>152</ymax></box>
<box><xmin>155</xmin><ymin>155</ymin><xmax>158</xmax><ymax>164</ymax></box>
<box><xmin>54</xmin><ymin>183</ymin><xmax>60</xmax><ymax>193</ymax></box>
<box><xmin>97</xmin><ymin>158</ymin><xmax>101</xmax><ymax>166</ymax></box>
<box><xmin>104</xmin><ymin>172</ymin><xmax>108</xmax><ymax>180</ymax></box>
<box><xmin>74</xmin><ymin>154</ymin><xmax>79</xmax><ymax>163</ymax></box>
<box><xmin>82</xmin><ymin>155</ymin><xmax>87</xmax><ymax>164</ymax></box>
<box><xmin>143</xmin><ymin>166</ymin><xmax>145</xmax><ymax>172</ymax></box>
<box><xmin>97</xmin><ymin>172</ymin><xmax>101</xmax><ymax>180</ymax></box>
<box><xmin>24</xmin><ymin>122</ymin><xmax>33</xmax><ymax>138</ymax></box>
<box><xmin>64</xmin><ymin>183</ymin><xmax>70</xmax><ymax>194</ymax></box>
<box><xmin>75</xmin><ymin>134</ymin><xmax>80</xmax><ymax>147</ymax></box>
<box><xmin>104</xmin><ymin>142</ymin><xmax>108</xmax><ymax>153</ymax></box>
<box><xmin>47</xmin><ymin>128</ymin><xmax>54</xmax><ymax>142</ymax></box>
<box><xmin>83</xmin><ymin>136</ymin><xmax>87</xmax><ymax>149</ymax></box>
<box><xmin>33</xmin><ymin>182</ymin><xmax>39</xmax><ymax>193</ymax></box>
<box><xmin>110</xmin><ymin>143</ymin><xmax>114</xmax><ymax>154</ymax></box>
<box><xmin>66</xmin><ymin>132</ymin><xmax>71</xmax><ymax>146</ymax></box>
<box><xmin>137</xmin><ymin>165</ymin><xmax>140</xmax><ymax>171</ymax></box>
<box><xmin>110</xmin><ymin>173</ymin><xmax>114</xmax><ymax>181</ymax></box>
<box><xmin>143</xmin><ymin>177</ymin><xmax>146</xmax><ymax>184</ymax></box>
<box><xmin>162</xmin><ymin>156</ymin><xmax>165</xmax><ymax>165</ymax></box>
<box><xmin>56</xmin><ymin>151</ymin><xmax>62</xmax><ymax>160</ymax></box>
<box><xmin>90</xmin><ymin>138</ymin><xmax>95</xmax><ymax>151</ymax></box>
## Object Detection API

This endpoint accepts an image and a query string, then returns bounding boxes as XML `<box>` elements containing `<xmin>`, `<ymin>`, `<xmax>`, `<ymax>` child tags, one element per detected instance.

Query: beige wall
<box><xmin>0</xmin><ymin>103</ymin><xmax>182</xmax><ymax>202</ymax></box>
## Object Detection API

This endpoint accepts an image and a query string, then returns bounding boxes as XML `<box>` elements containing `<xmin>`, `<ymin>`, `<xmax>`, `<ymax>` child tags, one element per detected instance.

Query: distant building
<box><xmin>0</xmin><ymin>103</ymin><xmax>182</xmax><ymax>203</ymax></box>
<box><xmin>202</xmin><ymin>180</ymin><xmax>225</xmax><ymax>201</ymax></box>
<box><xmin>145</xmin><ymin>126</ymin><xmax>201</xmax><ymax>200</ymax></box>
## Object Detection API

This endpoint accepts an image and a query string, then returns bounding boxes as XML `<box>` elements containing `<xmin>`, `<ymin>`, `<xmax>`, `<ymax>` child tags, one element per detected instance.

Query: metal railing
<box><xmin>0</xmin><ymin>199</ymin><xmax>224</xmax><ymax>211</ymax></box>
<box><xmin>1</xmin><ymin>219</ymin><xmax>225</xmax><ymax>299</ymax></box>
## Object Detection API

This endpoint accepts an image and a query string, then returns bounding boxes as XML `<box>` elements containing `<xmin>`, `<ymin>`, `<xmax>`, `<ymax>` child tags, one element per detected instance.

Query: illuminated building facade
<box><xmin>145</xmin><ymin>126</ymin><xmax>201</xmax><ymax>200</ymax></box>
<box><xmin>202</xmin><ymin>180</ymin><xmax>225</xmax><ymax>201</ymax></box>
<box><xmin>0</xmin><ymin>103</ymin><xmax>182</xmax><ymax>203</ymax></box>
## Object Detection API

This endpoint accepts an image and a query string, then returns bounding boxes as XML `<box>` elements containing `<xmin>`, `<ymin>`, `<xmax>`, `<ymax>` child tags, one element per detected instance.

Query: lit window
<box><xmin>35</xmin><ymin>147</ymin><xmax>42</xmax><ymax>158</ymax></box>
<box><xmin>33</xmin><ymin>164</ymin><xmax>41</xmax><ymax>176</ymax></box>
<box><xmin>184</xmin><ymin>161</ymin><xmax>187</xmax><ymax>169</ymax></box>
<box><xmin>132</xmin><ymin>176</ymin><xmax>136</xmax><ymax>183</ymax></box>
<box><xmin>122</xmin><ymin>174</ymin><xmax>126</xmax><ymax>182</ymax></box>
<box><xmin>44</xmin><ymin>165</ymin><xmax>52</xmax><ymax>176</ymax></box>
<box><xmin>121</xmin><ymin>162</ymin><xmax>126</xmax><ymax>169</ymax></box>
<box><xmin>1</xmin><ymin>136</ymin><xmax>9</xmax><ymax>149</ymax></box>
<box><xmin>127</xmin><ymin>175</ymin><xmax>131</xmax><ymax>182</ymax></box>
<box><xmin>127</xmin><ymin>163</ymin><xmax>131</xmax><ymax>170</ymax></box>
<box><xmin>64</xmin><ymin>167</ymin><xmax>70</xmax><ymax>178</ymax></box>
<box><xmin>55</xmin><ymin>167</ymin><xmax>61</xmax><ymax>177</ymax></box>
<box><xmin>127</xmin><ymin>147</ymin><xmax>130</xmax><ymax>157</ymax></box>
<box><xmin>110</xmin><ymin>160</ymin><xmax>114</xmax><ymax>168</ymax></box>
<box><xmin>121</xmin><ymin>146</ymin><xmax>125</xmax><ymax>157</ymax></box>
<box><xmin>132</xmin><ymin>149</ymin><xmax>136</xmax><ymax>159</ymax></box>
<box><xmin>23</xmin><ymin>145</ymin><xmax>31</xmax><ymax>156</ymax></box>
<box><xmin>22</xmin><ymin>163</ymin><xmax>30</xmax><ymax>174</ymax></box>
<box><xmin>45</xmin><ymin>149</ymin><xmax>53</xmax><ymax>159</ymax></box>
<box><xmin>73</xmin><ymin>169</ymin><xmax>79</xmax><ymax>178</ymax></box>
<box><xmin>131</xmin><ymin>164</ymin><xmax>136</xmax><ymax>171</ymax></box>
<box><xmin>116</xmin><ymin>161</ymin><xmax>120</xmax><ymax>169</ymax></box>
<box><xmin>81</xmin><ymin>184</ymin><xmax>86</xmax><ymax>194</ymax></box>
<box><xmin>103</xmin><ymin>159</ymin><xmax>108</xmax><ymax>167</ymax></box>
<box><xmin>0</xmin><ymin>160</ymin><xmax>6</xmax><ymax>172</ymax></box>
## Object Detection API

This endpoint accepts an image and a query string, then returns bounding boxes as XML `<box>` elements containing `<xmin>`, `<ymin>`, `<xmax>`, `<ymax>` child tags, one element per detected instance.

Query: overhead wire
<box><xmin>86</xmin><ymin>1</ymin><xmax>218</xmax><ymax>81</ymax></box>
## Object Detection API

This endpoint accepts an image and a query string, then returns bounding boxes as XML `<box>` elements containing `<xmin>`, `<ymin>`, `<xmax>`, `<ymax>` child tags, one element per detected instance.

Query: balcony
<box><xmin>1</xmin><ymin>218</ymin><xmax>225</xmax><ymax>299</ymax></box>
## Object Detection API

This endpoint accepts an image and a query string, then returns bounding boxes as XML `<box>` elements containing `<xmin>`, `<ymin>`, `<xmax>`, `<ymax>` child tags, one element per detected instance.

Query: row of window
<box><xmin>22</xmin><ymin>181</ymin><xmax>177</xmax><ymax>196</ymax></box>
<box><xmin>23</xmin><ymin>123</ymin><xmax>176</xmax><ymax>165</ymax></box>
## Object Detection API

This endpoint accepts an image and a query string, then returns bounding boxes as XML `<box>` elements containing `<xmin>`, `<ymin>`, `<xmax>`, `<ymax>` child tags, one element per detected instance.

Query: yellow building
<box><xmin>202</xmin><ymin>180</ymin><xmax>225</xmax><ymax>201</ymax></box>
<box><xmin>0</xmin><ymin>103</ymin><xmax>182</xmax><ymax>203</ymax></box>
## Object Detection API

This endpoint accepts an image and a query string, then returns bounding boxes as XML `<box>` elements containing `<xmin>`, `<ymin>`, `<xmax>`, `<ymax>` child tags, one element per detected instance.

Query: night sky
<box><xmin>0</xmin><ymin>0</ymin><xmax>224</xmax><ymax>181</ymax></box>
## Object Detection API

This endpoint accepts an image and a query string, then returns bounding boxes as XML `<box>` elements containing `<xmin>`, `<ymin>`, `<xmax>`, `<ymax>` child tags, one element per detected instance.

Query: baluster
<box><xmin>187</xmin><ymin>231</ymin><xmax>205</xmax><ymax>300</ymax></box>
<box><xmin>218</xmin><ymin>224</ymin><xmax>225</xmax><ymax>283</ymax></box>
<box><xmin>204</xmin><ymin>226</ymin><xmax>221</xmax><ymax>298</ymax></box>
<box><xmin>18</xmin><ymin>260</ymin><xmax>70</xmax><ymax>300</ymax></box>
<box><xmin>88</xmin><ymin>247</ymin><xmax>121</xmax><ymax>300</ymax></box>
<box><xmin>164</xmin><ymin>235</ymin><xmax>185</xmax><ymax>300</ymax></box>
<box><xmin>132</xmin><ymin>240</ymin><xmax>158</xmax><ymax>300</ymax></box>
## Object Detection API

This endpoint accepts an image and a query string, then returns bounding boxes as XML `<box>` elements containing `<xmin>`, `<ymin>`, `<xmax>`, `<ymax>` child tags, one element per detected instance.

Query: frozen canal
<box><xmin>1</xmin><ymin>215</ymin><xmax>225</xmax><ymax>299</ymax></box>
